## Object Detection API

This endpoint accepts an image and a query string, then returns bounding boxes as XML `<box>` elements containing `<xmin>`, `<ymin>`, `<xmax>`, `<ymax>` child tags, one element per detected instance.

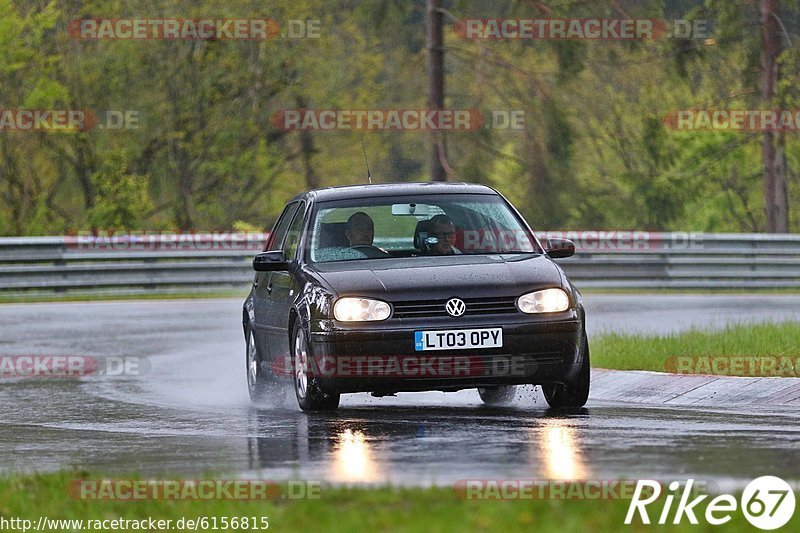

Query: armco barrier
<box><xmin>0</xmin><ymin>232</ymin><xmax>799</xmax><ymax>296</ymax></box>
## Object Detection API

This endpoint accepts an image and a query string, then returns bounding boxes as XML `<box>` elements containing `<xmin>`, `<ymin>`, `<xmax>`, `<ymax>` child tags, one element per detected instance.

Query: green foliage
<box><xmin>87</xmin><ymin>153</ymin><xmax>151</xmax><ymax>230</ymax></box>
<box><xmin>0</xmin><ymin>0</ymin><xmax>798</xmax><ymax>235</ymax></box>
<box><xmin>232</xmin><ymin>220</ymin><xmax>262</xmax><ymax>232</ymax></box>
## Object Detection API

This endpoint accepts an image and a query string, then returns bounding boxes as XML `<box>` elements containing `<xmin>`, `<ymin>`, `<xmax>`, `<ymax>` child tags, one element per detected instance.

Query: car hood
<box><xmin>312</xmin><ymin>254</ymin><xmax>563</xmax><ymax>301</ymax></box>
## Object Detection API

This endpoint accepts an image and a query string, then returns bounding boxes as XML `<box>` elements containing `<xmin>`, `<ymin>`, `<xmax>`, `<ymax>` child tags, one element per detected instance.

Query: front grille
<box><xmin>392</xmin><ymin>297</ymin><xmax>518</xmax><ymax>319</ymax></box>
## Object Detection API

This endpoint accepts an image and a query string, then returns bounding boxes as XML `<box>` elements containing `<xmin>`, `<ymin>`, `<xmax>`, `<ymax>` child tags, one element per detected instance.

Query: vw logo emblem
<box><xmin>445</xmin><ymin>298</ymin><xmax>466</xmax><ymax>317</ymax></box>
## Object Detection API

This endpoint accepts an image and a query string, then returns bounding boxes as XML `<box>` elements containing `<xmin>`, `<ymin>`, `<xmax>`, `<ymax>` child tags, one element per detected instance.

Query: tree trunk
<box><xmin>295</xmin><ymin>96</ymin><xmax>321</xmax><ymax>190</ymax></box>
<box><xmin>427</xmin><ymin>0</ymin><xmax>446</xmax><ymax>181</ymax></box>
<box><xmin>760</xmin><ymin>0</ymin><xmax>789</xmax><ymax>232</ymax></box>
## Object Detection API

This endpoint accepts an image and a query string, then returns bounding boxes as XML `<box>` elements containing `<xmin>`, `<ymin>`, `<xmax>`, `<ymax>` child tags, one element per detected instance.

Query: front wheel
<box><xmin>292</xmin><ymin>322</ymin><xmax>340</xmax><ymax>412</ymax></box>
<box><xmin>542</xmin><ymin>334</ymin><xmax>590</xmax><ymax>409</ymax></box>
<box><xmin>478</xmin><ymin>385</ymin><xmax>517</xmax><ymax>406</ymax></box>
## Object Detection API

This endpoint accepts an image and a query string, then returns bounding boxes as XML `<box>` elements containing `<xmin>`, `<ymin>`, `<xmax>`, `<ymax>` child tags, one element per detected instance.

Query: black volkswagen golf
<box><xmin>243</xmin><ymin>182</ymin><xmax>589</xmax><ymax>411</ymax></box>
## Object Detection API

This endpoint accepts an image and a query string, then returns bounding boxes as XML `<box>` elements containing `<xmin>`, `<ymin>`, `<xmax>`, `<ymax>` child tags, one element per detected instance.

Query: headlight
<box><xmin>333</xmin><ymin>297</ymin><xmax>391</xmax><ymax>321</ymax></box>
<box><xmin>517</xmin><ymin>288</ymin><xmax>570</xmax><ymax>313</ymax></box>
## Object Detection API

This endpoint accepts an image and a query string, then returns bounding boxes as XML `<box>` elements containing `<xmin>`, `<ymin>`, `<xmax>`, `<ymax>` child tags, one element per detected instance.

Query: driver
<box><xmin>345</xmin><ymin>211</ymin><xmax>375</xmax><ymax>246</ymax></box>
<box><xmin>344</xmin><ymin>212</ymin><xmax>389</xmax><ymax>258</ymax></box>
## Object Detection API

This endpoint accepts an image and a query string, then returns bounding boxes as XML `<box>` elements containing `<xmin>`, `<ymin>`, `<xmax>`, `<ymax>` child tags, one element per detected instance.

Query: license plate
<box><xmin>414</xmin><ymin>328</ymin><xmax>503</xmax><ymax>351</ymax></box>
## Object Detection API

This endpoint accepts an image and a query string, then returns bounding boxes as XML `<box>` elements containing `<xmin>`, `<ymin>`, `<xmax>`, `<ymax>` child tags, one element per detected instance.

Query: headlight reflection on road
<box><xmin>331</xmin><ymin>428</ymin><xmax>380</xmax><ymax>482</ymax></box>
<box><xmin>539</xmin><ymin>419</ymin><xmax>587</xmax><ymax>480</ymax></box>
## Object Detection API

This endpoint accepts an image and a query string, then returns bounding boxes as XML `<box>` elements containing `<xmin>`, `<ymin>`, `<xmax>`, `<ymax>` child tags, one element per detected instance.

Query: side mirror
<box><xmin>545</xmin><ymin>238</ymin><xmax>575</xmax><ymax>259</ymax></box>
<box><xmin>253</xmin><ymin>250</ymin><xmax>288</xmax><ymax>271</ymax></box>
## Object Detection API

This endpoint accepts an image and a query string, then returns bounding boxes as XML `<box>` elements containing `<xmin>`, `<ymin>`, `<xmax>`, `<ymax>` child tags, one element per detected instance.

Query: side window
<box><xmin>265</xmin><ymin>203</ymin><xmax>299</xmax><ymax>251</ymax></box>
<box><xmin>282</xmin><ymin>203</ymin><xmax>308</xmax><ymax>260</ymax></box>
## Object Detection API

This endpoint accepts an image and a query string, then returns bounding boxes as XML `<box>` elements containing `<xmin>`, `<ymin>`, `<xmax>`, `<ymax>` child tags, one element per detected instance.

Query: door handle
<box><xmin>266</xmin><ymin>283</ymin><xmax>273</xmax><ymax>295</ymax></box>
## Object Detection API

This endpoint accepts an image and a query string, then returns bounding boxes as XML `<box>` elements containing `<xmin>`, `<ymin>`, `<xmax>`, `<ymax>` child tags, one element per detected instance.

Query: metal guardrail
<box><xmin>554</xmin><ymin>232</ymin><xmax>800</xmax><ymax>289</ymax></box>
<box><xmin>1</xmin><ymin>232</ymin><xmax>800</xmax><ymax>296</ymax></box>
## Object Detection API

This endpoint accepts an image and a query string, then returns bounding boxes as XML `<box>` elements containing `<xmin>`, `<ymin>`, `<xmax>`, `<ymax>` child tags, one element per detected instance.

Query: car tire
<box><xmin>292</xmin><ymin>322</ymin><xmax>340</xmax><ymax>412</ymax></box>
<box><xmin>542</xmin><ymin>332</ymin><xmax>590</xmax><ymax>409</ymax></box>
<box><xmin>477</xmin><ymin>386</ymin><xmax>517</xmax><ymax>406</ymax></box>
<box><xmin>246</xmin><ymin>324</ymin><xmax>274</xmax><ymax>402</ymax></box>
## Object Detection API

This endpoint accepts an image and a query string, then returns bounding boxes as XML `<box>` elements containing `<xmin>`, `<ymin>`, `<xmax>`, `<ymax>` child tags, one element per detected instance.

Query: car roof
<box><xmin>290</xmin><ymin>182</ymin><xmax>497</xmax><ymax>203</ymax></box>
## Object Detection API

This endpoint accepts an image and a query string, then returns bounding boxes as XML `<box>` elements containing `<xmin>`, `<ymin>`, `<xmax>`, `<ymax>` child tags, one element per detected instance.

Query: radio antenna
<box><xmin>360</xmin><ymin>135</ymin><xmax>372</xmax><ymax>184</ymax></box>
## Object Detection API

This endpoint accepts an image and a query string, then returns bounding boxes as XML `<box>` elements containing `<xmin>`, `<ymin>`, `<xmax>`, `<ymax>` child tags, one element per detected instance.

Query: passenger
<box><xmin>427</xmin><ymin>214</ymin><xmax>461</xmax><ymax>255</ymax></box>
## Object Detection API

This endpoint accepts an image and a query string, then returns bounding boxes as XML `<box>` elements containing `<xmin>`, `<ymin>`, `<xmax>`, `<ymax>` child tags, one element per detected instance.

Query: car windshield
<box><xmin>308</xmin><ymin>193</ymin><xmax>541</xmax><ymax>263</ymax></box>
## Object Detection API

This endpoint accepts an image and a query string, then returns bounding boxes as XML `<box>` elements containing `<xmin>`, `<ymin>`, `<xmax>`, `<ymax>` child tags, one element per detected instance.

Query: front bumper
<box><xmin>306</xmin><ymin>310</ymin><xmax>585</xmax><ymax>394</ymax></box>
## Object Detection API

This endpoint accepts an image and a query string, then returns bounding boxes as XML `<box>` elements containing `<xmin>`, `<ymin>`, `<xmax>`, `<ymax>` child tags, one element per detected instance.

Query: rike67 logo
<box><xmin>626</xmin><ymin>477</ymin><xmax>796</xmax><ymax>530</ymax></box>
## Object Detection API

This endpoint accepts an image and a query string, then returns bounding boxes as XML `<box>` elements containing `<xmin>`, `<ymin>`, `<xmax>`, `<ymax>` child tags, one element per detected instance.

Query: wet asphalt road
<box><xmin>1</xmin><ymin>294</ymin><xmax>799</xmax><ymax>489</ymax></box>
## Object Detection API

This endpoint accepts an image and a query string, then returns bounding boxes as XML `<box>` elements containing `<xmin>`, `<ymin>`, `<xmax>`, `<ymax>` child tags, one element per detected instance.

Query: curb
<box><xmin>591</xmin><ymin>368</ymin><xmax>800</xmax><ymax>407</ymax></box>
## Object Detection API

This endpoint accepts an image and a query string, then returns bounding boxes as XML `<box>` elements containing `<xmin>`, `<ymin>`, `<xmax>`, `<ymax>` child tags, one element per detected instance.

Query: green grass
<box><xmin>0</xmin><ymin>472</ymin><xmax>766</xmax><ymax>532</ymax></box>
<box><xmin>593</xmin><ymin>321</ymin><xmax>800</xmax><ymax>374</ymax></box>
<box><xmin>579</xmin><ymin>287</ymin><xmax>800</xmax><ymax>295</ymax></box>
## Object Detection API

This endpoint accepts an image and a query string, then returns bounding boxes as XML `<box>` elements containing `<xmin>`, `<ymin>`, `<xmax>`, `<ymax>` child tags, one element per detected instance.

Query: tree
<box><xmin>760</xmin><ymin>0</ymin><xmax>789</xmax><ymax>232</ymax></box>
<box><xmin>426</xmin><ymin>0</ymin><xmax>446</xmax><ymax>181</ymax></box>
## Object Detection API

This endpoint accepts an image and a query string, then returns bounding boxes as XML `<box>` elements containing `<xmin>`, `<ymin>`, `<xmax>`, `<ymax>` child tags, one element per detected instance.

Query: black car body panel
<box><xmin>243</xmin><ymin>182</ymin><xmax>587</xmax><ymax>401</ymax></box>
<box><xmin>312</xmin><ymin>254</ymin><xmax>562</xmax><ymax>299</ymax></box>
